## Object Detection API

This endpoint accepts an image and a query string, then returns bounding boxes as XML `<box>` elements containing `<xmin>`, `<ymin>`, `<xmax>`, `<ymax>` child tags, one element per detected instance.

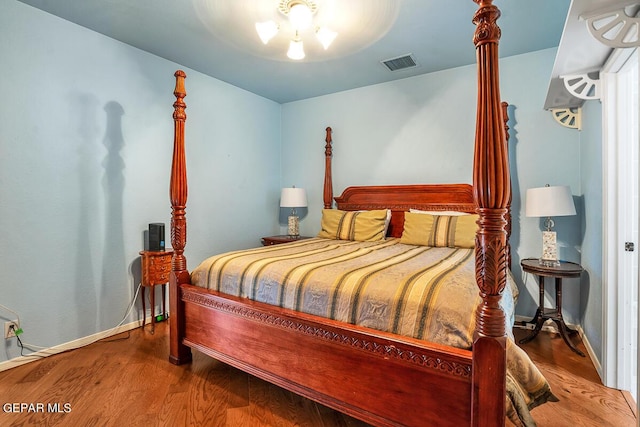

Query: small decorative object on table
<box><xmin>519</xmin><ymin>258</ymin><xmax>585</xmax><ymax>356</ymax></box>
<box><xmin>525</xmin><ymin>184</ymin><xmax>576</xmax><ymax>267</ymax></box>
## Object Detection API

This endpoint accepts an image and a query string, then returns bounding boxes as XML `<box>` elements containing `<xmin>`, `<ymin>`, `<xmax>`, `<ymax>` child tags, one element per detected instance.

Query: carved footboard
<box><xmin>181</xmin><ymin>285</ymin><xmax>474</xmax><ymax>427</ymax></box>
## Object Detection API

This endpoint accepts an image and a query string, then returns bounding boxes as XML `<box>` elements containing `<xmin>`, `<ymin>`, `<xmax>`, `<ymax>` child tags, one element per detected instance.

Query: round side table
<box><xmin>519</xmin><ymin>258</ymin><xmax>585</xmax><ymax>357</ymax></box>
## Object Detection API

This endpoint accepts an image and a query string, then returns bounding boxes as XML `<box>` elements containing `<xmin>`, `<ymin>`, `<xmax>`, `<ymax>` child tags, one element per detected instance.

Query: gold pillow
<box><xmin>317</xmin><ymin>209</ymin><xmax>388</xmax><ymax>241</ymax></box>
<box><xmin>400</xmin><ymin>212</ymin><xmax>478</xmax><ymax>248</ymax></box>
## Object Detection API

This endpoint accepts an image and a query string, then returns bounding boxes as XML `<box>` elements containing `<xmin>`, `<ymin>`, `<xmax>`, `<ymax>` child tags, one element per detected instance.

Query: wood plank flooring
<box><xmin>511</xmin><ymin>327</ymin><xmax>637</xmax><ymax>427</ymax></box>
<box><xmin>0</xmin><ymin>322</ymin><xmax>636</xmax><ymax>426</ymax></box>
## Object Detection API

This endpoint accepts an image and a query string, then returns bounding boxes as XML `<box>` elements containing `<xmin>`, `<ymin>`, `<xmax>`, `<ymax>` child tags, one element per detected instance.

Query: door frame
<box><xmin>601</xmin><ymin>46</ymin><xmax>639</xmax><ymax>399</ymax></box>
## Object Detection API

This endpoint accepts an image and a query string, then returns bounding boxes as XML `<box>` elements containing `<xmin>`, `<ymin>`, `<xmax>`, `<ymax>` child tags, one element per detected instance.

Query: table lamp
<box><xmin>525</xmin><ymin>184</ymin><xmax>576</xmax><ymax>267</ymax></box>
<box><xmin>280</xmin><ymin>186</ymin><xmax>307</xmax><ymax>237</ymax></box>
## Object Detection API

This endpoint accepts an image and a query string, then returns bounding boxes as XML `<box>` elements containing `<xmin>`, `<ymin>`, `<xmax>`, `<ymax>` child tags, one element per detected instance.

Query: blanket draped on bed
<box><xmin>191</xmin><ymin>238</ymin><xmax>557</xmax><ymax>426</ymax></box>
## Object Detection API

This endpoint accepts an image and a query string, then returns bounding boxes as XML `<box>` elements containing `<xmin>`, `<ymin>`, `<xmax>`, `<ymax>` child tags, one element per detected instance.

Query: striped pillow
<box><xmin>400</xmin><ymin>212</ymin><xmax>478</xmax><ymax>248</ymax></box>
<box><xmin>317</xmin><ymin>209</ymin><xmax>388</xmax><ymax>241</ymax></box>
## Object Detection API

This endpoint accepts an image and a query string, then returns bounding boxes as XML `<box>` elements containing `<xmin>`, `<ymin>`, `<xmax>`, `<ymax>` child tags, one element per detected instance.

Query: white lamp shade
<box><xmin>525</xmin><ymin>185</ymin><xmax>576</xmax><ymax>217</ymax></box>
<box><xmin>287</xmin><ymin>39</ymin><xmax>305</xmax><ymax>60</ymax></box>
<box><xmin>288</xmin><ymin>3</ymin><xmax>313</xmax><ymax>30</ymax></box>
<box><xmin>316</xmin><ymin>27</ymin><xmax>337</xmax><ymax>49</ymax></box>
<box><xmin>255</xmin><ymin>21</ymin><xmax>279</xmax><ymax>44</ymax></box>
<box><xmin>280</xmin><ymin>187</ymin><xmax>307</xmax><ymax>208</ymax></box>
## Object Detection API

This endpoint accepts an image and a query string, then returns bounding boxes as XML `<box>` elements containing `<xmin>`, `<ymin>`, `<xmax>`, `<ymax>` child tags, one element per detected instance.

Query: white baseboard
<box><xmin>0</xmin><ymin>319</ymin><xmax>143</xmax><ymax>373</ymax></box>
<box><xmin>514</xmin><ymin>315</ymin><xmax>602</xmax><ymax>382</ymax></box>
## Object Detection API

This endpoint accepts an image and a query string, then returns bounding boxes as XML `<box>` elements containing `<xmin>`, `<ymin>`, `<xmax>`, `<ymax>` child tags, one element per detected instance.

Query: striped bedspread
<box><xmin>191</xmin><ymin>237</ymin><xmax>516</xmax><ymax>347</ymax></box>
<box><xmin>191</xmin><ymin>237</ymin><xmax>556</xmax><ymax>426</ymax></box>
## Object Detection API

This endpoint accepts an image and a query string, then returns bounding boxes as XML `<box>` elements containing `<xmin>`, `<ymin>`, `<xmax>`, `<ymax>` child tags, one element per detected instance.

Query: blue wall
<box><xmin>0</xmin><ymin>1</ymin><xmax>281</xmax><ymax>363</ymax></box>
<box><xmin>580</xmin><ymin>99</ymin><xmax>604</xmax><ymax>361</ymax></box>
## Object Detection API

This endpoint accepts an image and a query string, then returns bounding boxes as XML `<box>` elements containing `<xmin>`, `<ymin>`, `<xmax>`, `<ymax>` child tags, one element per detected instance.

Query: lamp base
<box><xmin>287</xmin><ymin>215</ymin><xmax>300</xmax><ymax>237</ymax></box>
<box><xmin>540</xmin><ymin>230</ymin><xmax>559</xmax><ymax>266</ymax></box>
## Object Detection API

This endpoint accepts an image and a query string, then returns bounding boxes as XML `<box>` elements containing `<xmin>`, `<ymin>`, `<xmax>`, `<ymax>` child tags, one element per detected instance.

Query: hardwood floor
<box><xmin>511</xmin><ymin>327</ymin><xmax>637</xmax><ymax>427</ymax></box>
<box><xmin>0</xmin><ymin>322</ymin><xmax>636</xmax><ymax>426</ymax></box>
<box><xmin>0</xmin><ymin>322</ymin><xmax>367</xmax><ymax>427</ymax></box>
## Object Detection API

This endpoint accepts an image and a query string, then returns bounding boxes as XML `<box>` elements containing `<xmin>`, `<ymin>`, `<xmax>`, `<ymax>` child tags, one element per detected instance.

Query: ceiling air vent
<box><xmin>381</xmin><ymin>54</ymin><xmax>418</xmax><ymax>72</ymax></box>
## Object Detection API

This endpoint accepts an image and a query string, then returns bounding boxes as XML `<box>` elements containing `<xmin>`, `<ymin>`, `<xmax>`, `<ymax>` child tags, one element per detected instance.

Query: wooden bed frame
<box><xmin>168</xmin><ymin>1</ymin><xmax>510</xmax><ymax>425</ymax></box>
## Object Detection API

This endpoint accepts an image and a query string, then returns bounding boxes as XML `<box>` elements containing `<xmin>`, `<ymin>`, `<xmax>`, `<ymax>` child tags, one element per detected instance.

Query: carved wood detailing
<box><xmin>323</xmin><ymin>127</ymin><xmax>333</xmax><ymax>209</ymax></box>
<box><xmin>169</xmin><ymin>70</ymin><xmax>192</xmax><ymax>365</ymax></box>
<box><xmin>474</xmin><ymin>209</ymin><xmax>509</xmax><ymax>334</ymax></box>
<box><xmin>472</xmin><ymin>1</ymin><xmax>508</xmax><ymax>425</ymax></box>
<box><xmin>472</xmin><ymin>0</ymin><xmax>509</xmax><ymax>337</ymax></box>
<box><xmin>182</xmin><ymin>286</ymin><xmax>472</xmax><ymax>379</ymax></box>
<box><xmin>334</xmin><ymin>184</ymin><xmax>479</xmax><ymax>238</ymax></box>
<box><xmin>182</xmin><ymin>288</ymin><xmax>474</xmax><ymax>426</ymax></box>
<box><xmin>171</xmin><ymin>70</ymin><xmax>188</xmax><ymax>274</ymax></box>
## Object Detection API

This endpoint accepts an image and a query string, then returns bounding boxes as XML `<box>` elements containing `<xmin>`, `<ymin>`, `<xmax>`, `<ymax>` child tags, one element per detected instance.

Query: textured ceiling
<box><xmin>18</xmin><ymin>0</ymin><xmax>571</xmax><ymax>104</ymax></box>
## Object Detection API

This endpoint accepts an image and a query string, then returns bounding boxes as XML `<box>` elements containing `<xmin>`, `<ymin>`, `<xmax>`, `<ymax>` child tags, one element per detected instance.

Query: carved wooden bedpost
<box><xmin>471</xmin><ymin>1</ymin><xmax>509</xmax><ymax>426</ymax></box>
<box><xmin>169</xmin><ymin>70</ymin><xmax>192</xmax><ymax>365</ymax></box>
<box><xmin>323</xmin><ymin>127</ymin><xmax>333</xmax><ymax>209</ymax></box>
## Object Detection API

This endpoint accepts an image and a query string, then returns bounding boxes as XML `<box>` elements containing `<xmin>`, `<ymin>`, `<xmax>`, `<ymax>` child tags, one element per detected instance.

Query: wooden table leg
<box><xmin>141</xmin><ymin>286</ymin><xmax>147</xmax><ymax>328</ymax></box>
<box><xmin>162</xmin><ymin>284</ymin><xmax>166</xmax><ymax>320</ymax></box>
<box><xmin>553</xmin><ymin>278</ymin><xmax>585</xmax><ymax>356</ymax></box>
<box><xmin>150</xmin><ymin>285</ymin><xmax>156</xmax><ymax>334</ymax></box>
<box><xmin>519</xmin><ymin>275</ymin><xmax>546</xmax><ymax>344</ymax></box>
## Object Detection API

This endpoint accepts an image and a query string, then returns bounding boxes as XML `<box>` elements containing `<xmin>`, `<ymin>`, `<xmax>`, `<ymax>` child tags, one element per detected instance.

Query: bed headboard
<box><xmin>334</xmin><ymin>184</ymin><xmax>475</xmax><ymax>238</ymax></box>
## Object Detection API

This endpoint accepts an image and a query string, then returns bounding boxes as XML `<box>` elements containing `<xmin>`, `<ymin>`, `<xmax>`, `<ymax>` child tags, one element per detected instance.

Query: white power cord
<box><xmin>11</xmin><ymin>283</ymin><xmax>144</xmax><ymax>358</ymax></box>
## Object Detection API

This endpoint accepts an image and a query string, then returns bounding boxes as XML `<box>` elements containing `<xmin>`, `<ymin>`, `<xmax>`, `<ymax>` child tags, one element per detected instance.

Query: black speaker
<box><xmin>148</xmin><ymin>223</ymin><xmax>165</xmax><ymax>251</ymax></box>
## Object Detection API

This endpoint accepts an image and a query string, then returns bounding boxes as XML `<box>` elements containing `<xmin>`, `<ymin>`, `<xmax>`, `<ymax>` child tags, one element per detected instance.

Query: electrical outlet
<box><xmin>4</xmin><ymin>320</ymin><xmax>20</xmax><ymax>339</ymax></box>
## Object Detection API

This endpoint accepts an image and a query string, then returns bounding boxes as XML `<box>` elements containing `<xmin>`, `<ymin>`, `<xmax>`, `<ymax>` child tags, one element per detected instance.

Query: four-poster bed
<box><xmin>167</xmin><ymin>2</ymin><xmax>555</xmax><ymax>426</ymax></box>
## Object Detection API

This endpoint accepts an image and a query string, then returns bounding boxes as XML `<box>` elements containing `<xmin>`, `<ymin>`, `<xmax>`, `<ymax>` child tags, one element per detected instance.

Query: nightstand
<box><xmin>261</xmin><ymin>235</ymin><xmax>311</xmax><ymax>246</ymax></box>
<box><xmin>519</xmin><ymin>258</ymin><xmax>584</xmax><ymax>356</ymax></box>
<box><xmin>139</xmin><ymin>250</ymin><xmax>173</xmax><ymax>333</ymax></box>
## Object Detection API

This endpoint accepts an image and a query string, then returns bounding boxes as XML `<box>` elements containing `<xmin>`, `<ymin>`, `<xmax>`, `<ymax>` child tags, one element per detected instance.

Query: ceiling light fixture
<box><xmin>255</xmin><ymin>0</ymin><xmax>338</xmax><ymax>60</ymax></box>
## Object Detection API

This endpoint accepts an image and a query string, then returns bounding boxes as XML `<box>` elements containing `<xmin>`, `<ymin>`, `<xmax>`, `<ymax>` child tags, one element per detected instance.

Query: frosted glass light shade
<box><xmin>316</xmin><ymin>27</ymin><xmax>337</xmax><ymax>49</ymax></box>
<box><xmin>256</xmin><ymin>21</ymin><xmax>279</xmax><ymax>44</ymax></box>
<box><xmin>287</xmin><ymin>39</ymin><xmax>305</xmax><ymax>60</ymax></box>
<box><xmin>280</xmin><ymin>187</ymin><xmax>307</xmax><ymax>208</ymax></box>
<box><xmin>525</xmin><ymin>185</ymin><xmax>576</xmax><ymax>218</ymax></box>
<box><xmin>289</xmin><ymin>3</ymin><xmax>313</xmax><ymax>30</ymax></box>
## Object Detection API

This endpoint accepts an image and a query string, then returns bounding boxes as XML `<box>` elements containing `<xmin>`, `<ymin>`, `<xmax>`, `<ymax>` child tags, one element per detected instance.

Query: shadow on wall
<box><xmin>507</xmin><ymin>104</ymin><xmax>522</xmax><ymax>270</ymax></box>
<box><xmin>99</xmin><ymin>101</ymin><xmax>127</xmax><ymax>328</ymax></box>
<box><xmin>129</xmin><ymin>256</ymin><xmax>142</xmax><ymax>319</ymax></box>
<box><xmin>505</xmin><ymin>104</ymin><xmax>540</xmax><ymax>316</ymax></box>
<box><xmin>74</xmin><ymin>93</ymin><xmax>100</xmax><ymax>337</ymax></box>
<box><xmin>558</xmin><ymin>194</ymin><xmax>583</xmax><ymax>263</ymax></box>
<box><xmin>576</xmin><ymin>194</ymin><xmax>590</xmax><ymax>325</ymax></box>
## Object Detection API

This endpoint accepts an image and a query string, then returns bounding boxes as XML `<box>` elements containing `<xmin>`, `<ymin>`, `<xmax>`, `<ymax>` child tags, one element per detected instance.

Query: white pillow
<box><xmin>383</xmin><ymin>209</ymin><xmax>392</xmax><ymax>236</ymax></box>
